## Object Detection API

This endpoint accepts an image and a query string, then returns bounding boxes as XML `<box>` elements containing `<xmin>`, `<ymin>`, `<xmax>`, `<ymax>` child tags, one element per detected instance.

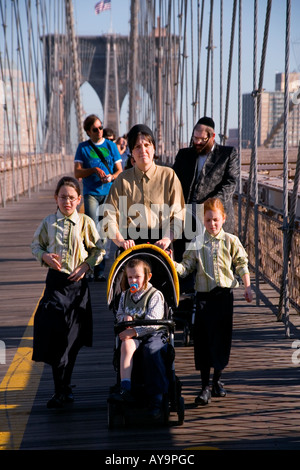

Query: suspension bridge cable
<box><xmin>222</xmin><ymin>0</ymin><xmax>237</xmax><ymax>144</ymax></box>
<box><xmin>242</xmin><ymin>0</ymin><xmax>272</xmax><ymax>245</ymax></box>
<box><xmin>238</xmin><ymin>0</ymin><xmax>242</xmax><ymax>239</ymax></box>
<box><xmin>194</xmin><ymin>0</ymin><xmax>205</xmax><ymax>124</ymax></box>
<box><xmin>178</xmin><ymin>0</ymin><xmax>188</xmax><ymax>146</ymax></box>
<box><xmin>204</xmin><ymin>0</ymin><xmax>213</xmax><ymax>116</ymax></box>
<box><xmin>279</xmin><ymin>0</ymin><xmax>291</xmax><ymax>337</ymax></box>
<box><xmin>256</xmin><ymin>0</ymin><xmax>272</xmax><ymax>122</ymax></box>
<box><xmin>219</xmin><ymin>0</ymin><xmax>223</xmax><ymax>137</ymax></box>
<box><xmin>252</xmin><ymin>0</ymin><xmax>259</xmax><ymax>306</ymax></box>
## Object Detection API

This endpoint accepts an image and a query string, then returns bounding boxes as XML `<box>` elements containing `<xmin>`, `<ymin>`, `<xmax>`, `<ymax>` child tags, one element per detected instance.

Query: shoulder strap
<box><xmin>89</xmin><ymin>139</ymin><xmax>111</xmax><ymax>173</ymax></box>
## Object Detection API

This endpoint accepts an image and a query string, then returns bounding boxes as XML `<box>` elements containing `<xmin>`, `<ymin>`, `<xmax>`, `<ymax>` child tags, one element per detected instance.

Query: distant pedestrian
<box><xmin>74</xmin><ymin>114</ymin><xmax>122</xmax><ymax>281</ymax></box>
<box><xmin>31</xmin><ymin>176</ymin><xmax>105</xmax><ymax>408</ymax></box>
<box><xmin>103</xmin><ymin>127</ymin><xmax>116</xmax><ymax>141</ymax></box>
<box><xmin>174</xmin><ymin>197</ymin><xmax>252</xmax><ymax>406</ymax></box>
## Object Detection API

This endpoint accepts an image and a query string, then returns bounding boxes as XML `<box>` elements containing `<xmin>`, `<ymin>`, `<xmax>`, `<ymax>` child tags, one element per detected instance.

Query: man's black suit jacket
<box><xmin>173</xmin><ymin>143</ymin><xmax>239</xmax><ymax>234</ymax></box>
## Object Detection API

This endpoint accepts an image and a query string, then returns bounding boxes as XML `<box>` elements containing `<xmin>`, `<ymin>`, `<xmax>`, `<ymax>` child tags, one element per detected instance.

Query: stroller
<box><xmin>106</xmin><ymin>244</ymin><xmax>185</xmax><ymax>428</ymax></box>
<box><xmin>172</xmin><ymin>234</ymin><xmax>197</xmax><ymax>347</ymax></box>
<box><xmin>173</xmin><ymin>289</ymin><xmax>196</xmax><ymax>347</ymax></box>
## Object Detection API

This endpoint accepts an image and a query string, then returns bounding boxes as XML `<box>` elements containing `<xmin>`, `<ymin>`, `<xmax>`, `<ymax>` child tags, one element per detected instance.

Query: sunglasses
<box><xmin>91</xmin><ymin>126</ymin><xmax>103</xmax><ymax>132</ymax></box>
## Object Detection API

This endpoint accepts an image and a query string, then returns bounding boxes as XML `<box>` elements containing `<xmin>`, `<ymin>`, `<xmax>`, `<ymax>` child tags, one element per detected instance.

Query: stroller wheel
<box><xmin>177</xmin><ymin>396</ymin><xmax>185</xmax><ymax>425</ymax></box>
<box><xmin>162</xmin><ymin>395</ymin><xmax>170</xmax><ymax>425</ymax></box>
<box><xmin>107</xmin><ymin>400</ymin><xmax>126</xmax><ymax>429</ymax></box>
<box><xmin>182</xmin><ymin>325</ymin><xmax>190</xmax><ymax>346</ymax></box>
<box><xmin>107</xmin><ymin>400</ymin><xmax>117</xmax><ymax>429</ymax></box>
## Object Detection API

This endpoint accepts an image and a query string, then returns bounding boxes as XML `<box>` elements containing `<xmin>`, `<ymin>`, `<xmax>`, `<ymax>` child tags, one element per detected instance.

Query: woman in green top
<box><xmin>31</xmin><ymin>176</ymin><xmax>105</xmax><ymax>408</ymax></box>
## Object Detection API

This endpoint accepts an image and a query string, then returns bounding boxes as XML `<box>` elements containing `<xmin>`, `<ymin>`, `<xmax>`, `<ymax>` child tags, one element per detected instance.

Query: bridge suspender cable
<box><xmin>280</xmin><ymin>0</ymin><xmax>291</xmax><ymax>337</ymax></box>
<box><xmin>65</xmin><ymin>0</ymin><xmax>83</xmax><ymax>143</ymax></box>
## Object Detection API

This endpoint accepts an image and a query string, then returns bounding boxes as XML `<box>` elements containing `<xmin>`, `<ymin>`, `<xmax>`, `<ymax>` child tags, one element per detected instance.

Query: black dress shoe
<box><xmin>47</xmin><ymin>393</ymin><xmax>65</xmax><ymax>409</ymax></box>
<box><xmin>195</xmin><ymin>387</ymin><xmax>211</xmax><ymax>406</ymax></box>
<box><xmin>111</xmin><ymin>387</ymin><xmax>134</xmax><ymax>403</ymax></box>
<box><xmin>64</xmin><ymin>385</ymin><xmax>75</xmax><ymax>403</ymax></box>
<box><xmin>211</xmin><ymin>381</ymin><xmax>226</xmax><ymax>397</ymax></box>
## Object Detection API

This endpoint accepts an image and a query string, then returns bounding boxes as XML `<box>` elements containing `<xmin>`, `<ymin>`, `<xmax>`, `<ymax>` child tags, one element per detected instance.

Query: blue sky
<box><xmin>73</xmin><ymin>0</ymin><xmax>130</xmax><ymax>36</ymax></box>
<box><xmin>72</xmin><ymin>0</ymin><xmax>300</xmax><ymax>138</ymax></box>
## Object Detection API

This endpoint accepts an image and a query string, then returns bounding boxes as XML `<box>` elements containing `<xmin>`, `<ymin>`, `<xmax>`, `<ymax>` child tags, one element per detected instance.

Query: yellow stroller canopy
<box><xmin>107</xmin><ymin>244</ymin><xmax>180</xmax><ymax>311</ymax></box>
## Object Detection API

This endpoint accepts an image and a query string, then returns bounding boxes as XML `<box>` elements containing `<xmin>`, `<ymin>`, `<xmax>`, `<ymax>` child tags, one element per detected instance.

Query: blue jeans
<box><xmin>83</xmin><ymin>194</ymin><xmax>107</xmax><ymax>276</ymax></box>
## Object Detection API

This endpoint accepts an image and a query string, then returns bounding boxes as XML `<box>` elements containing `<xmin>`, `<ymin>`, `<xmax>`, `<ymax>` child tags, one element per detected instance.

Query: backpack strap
<box><xmin>89</xmin><ymin>139</ymin><xmax>111</xmax><ymax>173</ymax></box>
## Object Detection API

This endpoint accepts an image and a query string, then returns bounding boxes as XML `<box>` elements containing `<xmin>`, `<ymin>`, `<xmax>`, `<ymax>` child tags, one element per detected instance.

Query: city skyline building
<box><xmin>240</xmin><ymin>72</ymin><xmax>300</xmax><ymax>149</ymax></box>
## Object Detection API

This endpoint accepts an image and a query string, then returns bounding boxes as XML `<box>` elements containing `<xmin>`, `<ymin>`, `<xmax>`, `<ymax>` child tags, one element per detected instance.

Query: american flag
<box><xmin>95</xmin><ymin>0</ymin><xmax>111</xmax><ymax>15</ymax></box>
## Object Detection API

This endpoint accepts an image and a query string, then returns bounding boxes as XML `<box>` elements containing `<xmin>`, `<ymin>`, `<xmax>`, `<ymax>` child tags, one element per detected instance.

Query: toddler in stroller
<box><xmin>107</xmin><ymin>244</ymin><xmax>184</xmax><ymax>427</ymax></box>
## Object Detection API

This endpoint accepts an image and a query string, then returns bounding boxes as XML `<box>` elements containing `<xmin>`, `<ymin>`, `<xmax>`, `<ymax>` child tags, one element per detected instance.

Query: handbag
<box><xmin>89</xmin><ymin>139</ymin><xmax>111</xmax><ymax>173</ymax></box>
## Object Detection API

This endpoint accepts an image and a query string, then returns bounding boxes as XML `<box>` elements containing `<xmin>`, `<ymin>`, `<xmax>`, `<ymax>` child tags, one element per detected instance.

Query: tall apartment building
<box><xmin>242</xmin><ymin>72</ymin><xmax>300</xmax><ymax>148</ymax></box>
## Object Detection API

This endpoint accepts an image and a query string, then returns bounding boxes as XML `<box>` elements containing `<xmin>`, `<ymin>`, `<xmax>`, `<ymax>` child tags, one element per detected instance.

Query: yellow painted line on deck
<box><xmin>0</xmin><ymin>298</ymin><xmax>44</xmax><ymax>450</ymax></box>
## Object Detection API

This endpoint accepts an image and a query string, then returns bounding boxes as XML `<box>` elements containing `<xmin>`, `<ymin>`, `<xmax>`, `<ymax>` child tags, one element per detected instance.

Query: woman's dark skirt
<box><xmin>32</xmin><ymin>269</ymin><xmax>93</xmax><ymax>367</ymax></box>
<box><xmin>194</xmin><ymin>287</ymin><xmax>234</xmax><ymax>371</ymax></box>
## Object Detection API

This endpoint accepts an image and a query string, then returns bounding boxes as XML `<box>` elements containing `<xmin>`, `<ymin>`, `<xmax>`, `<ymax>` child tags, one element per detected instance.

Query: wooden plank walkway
<box><xmin>1</xmin><ymin>181</ymin><xmax>300</xmax><ymax>451</ymax></box>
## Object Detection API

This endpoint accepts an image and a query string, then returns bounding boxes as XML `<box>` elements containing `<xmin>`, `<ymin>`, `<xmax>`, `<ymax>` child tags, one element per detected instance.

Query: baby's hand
<box><xmin>123</xmin><ymin>315</ymin><xmax>133</xmax><ymax>322</ymax></box>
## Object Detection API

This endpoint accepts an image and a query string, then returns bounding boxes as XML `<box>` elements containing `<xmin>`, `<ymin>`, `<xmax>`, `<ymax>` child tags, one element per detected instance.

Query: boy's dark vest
<box><xmin>124</xmin><ymin>286</ymin><xmax>157</xmax><ymax>319</ymax></box>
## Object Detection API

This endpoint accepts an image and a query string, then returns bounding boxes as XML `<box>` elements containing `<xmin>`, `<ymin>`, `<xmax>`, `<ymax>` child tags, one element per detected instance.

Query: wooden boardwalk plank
<box><xmin>1</xmin><ymin>182</ymin><xmax>300</xmax><ymax>451</ymax></box>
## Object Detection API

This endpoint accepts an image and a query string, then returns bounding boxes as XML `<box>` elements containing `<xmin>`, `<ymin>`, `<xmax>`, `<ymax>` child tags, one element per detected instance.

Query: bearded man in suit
<box><xmin>173</xmin><ymin>116</ymin><xmax>238</xmax><ymax>236</ymax></box>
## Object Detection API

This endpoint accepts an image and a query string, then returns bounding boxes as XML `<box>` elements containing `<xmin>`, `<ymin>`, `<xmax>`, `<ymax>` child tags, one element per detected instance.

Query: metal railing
<box><xmin>0</xmin><ymin>153</ymin><xmax>73</xmax><ymax>205</ymax></box>
<box><xmin>236</xmin><ymin>198</ymin><xmax>300</xmax><ymax>315</ymax></box>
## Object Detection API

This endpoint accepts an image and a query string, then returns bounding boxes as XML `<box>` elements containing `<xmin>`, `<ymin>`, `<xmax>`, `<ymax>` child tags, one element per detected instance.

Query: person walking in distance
<box><xmin>74</xmin><ymin>114</ymin><xmax>122</xmax><ymax>281</ymax></box>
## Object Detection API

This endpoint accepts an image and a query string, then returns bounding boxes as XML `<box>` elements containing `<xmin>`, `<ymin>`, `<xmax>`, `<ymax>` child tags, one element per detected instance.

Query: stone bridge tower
<box><xmin>43</xmin><ymin>34</ymin><xmax>129</xmax><ymax>151</ymax></box>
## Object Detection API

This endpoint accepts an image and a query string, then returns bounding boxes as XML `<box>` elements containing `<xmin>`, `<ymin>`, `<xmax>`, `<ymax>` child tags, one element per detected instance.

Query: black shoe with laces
<box><xmin>64</xmin><ymin>385</ymin><xmax>75</xmax><ymax>403</ymax></box>
<box><xmin>47</xmin><ymin>393</ymin><xmax>65</xmax><ymax>409</ymax></box>
<box><xmin>111</xmin><ymin>387</ymin><xmax>134</xmax><ymax>403</ymax></box>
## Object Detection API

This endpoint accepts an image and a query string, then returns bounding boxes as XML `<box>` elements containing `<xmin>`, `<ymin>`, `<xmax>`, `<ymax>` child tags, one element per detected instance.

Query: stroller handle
<box><xmin>114</xmin><ymin>319</ymin><xmax>175</xmax><ymax>335</ymax></box>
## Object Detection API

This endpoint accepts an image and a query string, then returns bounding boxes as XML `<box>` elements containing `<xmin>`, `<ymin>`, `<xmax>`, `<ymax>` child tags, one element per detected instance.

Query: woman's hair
<box><xmin>204</xmin><ymin>197</ymin><xmax>226</xmax><ymax>217</ymax></box>
<box><xmin>83</xmin><ymin>114</ymin><xmax>101</xmax><ymax>132</ymax></box>
<box><xmin>127</xmin><ymin>124</ymin><xmax>156</xmax><ymax>152</ymax></box>
<box><xmin>55</xmin><ymin>176</ymin><xmax>81</xmax><ymax>197</ymax></box>
<box><xmin>121</xmin><ymin>258</ymin><xmax>152</xmax><ymax>291</ymax></box>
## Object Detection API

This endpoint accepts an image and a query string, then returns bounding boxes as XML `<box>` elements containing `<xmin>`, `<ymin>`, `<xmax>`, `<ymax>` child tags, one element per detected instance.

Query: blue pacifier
<box><xmin>130</xmin><ymin>283</ymin><xmax>138</xmax><ymax>293</ymax></box>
